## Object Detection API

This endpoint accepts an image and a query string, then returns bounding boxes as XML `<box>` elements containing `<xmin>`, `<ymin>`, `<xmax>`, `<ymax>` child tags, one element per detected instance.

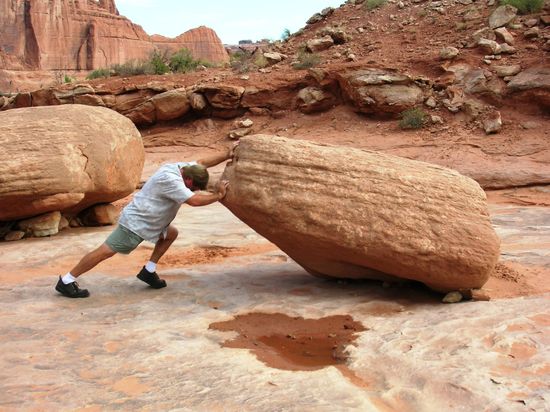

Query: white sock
<box><xmin>145</xmin><ymin>261</ymin><xmax>157</xmax><ymax>273</ymax></box>
<box><xmin>62</xmin><ymin>273</ymin><xmax>77</xmax><ymax>284</ymax></box>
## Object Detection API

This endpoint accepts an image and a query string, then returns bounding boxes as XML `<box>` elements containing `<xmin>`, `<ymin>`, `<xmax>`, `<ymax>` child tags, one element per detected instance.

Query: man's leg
<box><xmin>136</xmin><ymin>225</ymin><xmax>178</xmax><ymax>289</ymax></box>
<box><xmin>150</xmin><ymin>225</ymin><xmax>179</xmax><ymax>264</ymax></box>
<box><xmin>55</xmin><ymin>244</ymin><xmax>117</xmax><ymax>298</ymax></box>
<box><xmin>70</xmin><ymin>244</ymin><xmax>117</xmax><ymax>277</ymax></box>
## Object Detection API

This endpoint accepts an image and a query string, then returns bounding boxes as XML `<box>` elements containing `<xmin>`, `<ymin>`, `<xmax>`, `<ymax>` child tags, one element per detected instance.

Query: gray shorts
<box><xmin>105</xmin><ymin>225</ymin><xmax>144</xmax><ymax>254</ymax></box>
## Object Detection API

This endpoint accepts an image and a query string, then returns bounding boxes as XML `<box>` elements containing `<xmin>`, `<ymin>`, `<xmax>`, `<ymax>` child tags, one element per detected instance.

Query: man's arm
<box><xmin>185</xmin><ymin>181</ymin><xmax>229</xmax><ymax>207</ymax></box>
<box><xmin>197</xmin><ymin>144</ymin><xmax>237</xmax><ymax>168</ymax></box>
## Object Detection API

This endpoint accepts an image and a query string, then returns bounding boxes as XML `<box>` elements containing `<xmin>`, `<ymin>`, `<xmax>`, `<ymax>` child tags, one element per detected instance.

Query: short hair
<box><xmin>181</xmin><ymin>164</ymin><xmax>209</xmax><ymax>190</ymax></box>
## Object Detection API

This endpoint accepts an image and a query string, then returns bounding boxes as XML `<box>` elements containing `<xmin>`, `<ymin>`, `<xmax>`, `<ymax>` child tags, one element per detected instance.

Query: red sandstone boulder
<box><xmin>0</xmin><ymin>105</ymin><xmax>144</xmax><ymax>221</ymax></box>
<box><xmin>221</xmin><ymin>135</ymin><xmax>500</xmax><ymax>293</ymax></box>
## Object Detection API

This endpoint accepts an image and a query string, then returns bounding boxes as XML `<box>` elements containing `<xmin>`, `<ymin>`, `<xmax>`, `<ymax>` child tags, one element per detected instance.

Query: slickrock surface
<box><xmin>0</xmin><ymin>105</ymin><xmax>144</xmax><ymax>221</ymax></box>
<box><xmin>222</xmin><ymin>135</ymin><xmax>500</xmax><ymax>292</ymax></box>
<box><xmin>0</xmin><ymin>200</ymin><xmax>547</xmax><ymax>411</ymax></box>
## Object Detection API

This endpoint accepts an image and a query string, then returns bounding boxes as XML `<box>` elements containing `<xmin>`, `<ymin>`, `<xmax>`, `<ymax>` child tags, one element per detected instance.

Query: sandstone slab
<box><xmin>338</xmin><ymin>69</ymin><xmax>424</xmax><ymax>115</ymax></box>
<box><xmin>222</xmin><ymin>135</ymin><xmax>500</xmax><ymax>292</ymax></box>
<box><xmin>0</xmin><ymin>105</ymin><xmax>144</xmax><ymax>221</ymax></box>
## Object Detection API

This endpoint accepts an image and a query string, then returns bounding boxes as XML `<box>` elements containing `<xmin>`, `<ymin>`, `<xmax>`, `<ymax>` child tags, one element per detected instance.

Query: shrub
<box><xmin>292</xmin><ymin>49</ymin><xmax>321</xmax><ymax>70</ymax></box>
<box><xmin>169</xmin><ymin>48</ymin><xmax>211</xmax><ymax>73</ymax></box>
<box><xmin>500</xmin><ymin>0</ymin><xmax>544</xmax><ymax>13</ymax></box>
<box><xmin>149</xmin><ymin>50</ymin><xmax>170</xmax><ymax>75</ymax></box>
<box><xmin>230</xmin><ymin>50</ymin><xmax>253</xmax><ymax>73</ymax></box>
<box><xmin>86</xmin><ymin>68</ymin><xmax>111</xmax><ymax>80</ymax></box>
<box><xmin>399</xmin><ymin>107</ymin><xmax>427</xmax><ymax>129</ymax></box>
<box><xmin>281</xmin><ymin>28</ymin><xmax>291</xmax><ymax>41</ymax></box>
<box><xmin>63</xmin><ymin>74</ymin><xmax>74</xmax><ymax>84</ymax></box>
<box><xmin>169</xmin><ymin>48</ymin><xmax>195</xmax><ymax>73</ymax></box>
<box><xmin>364</xmin><ymin>0</ymin><xmax>387</xmax><ymax>11</ymax></box>
<box><xmin>111</xmin><ymin>60</ymin><xmax>153</xmax><ymax>76</ymax></box>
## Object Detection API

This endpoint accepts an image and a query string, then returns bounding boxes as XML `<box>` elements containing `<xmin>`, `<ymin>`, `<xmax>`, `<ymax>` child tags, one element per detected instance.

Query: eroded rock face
<box><xmin>153</xmin><ymin>26</ymin><xmax>229</xmax><ymax>64</ymax></box>
<box><xmin>337</xmin><ymin>69</ymin><xmax>424</xmax><ymax>115</ymax></box>
<box><xmin>0</xmin><ymin>105</ymin><xmax>144</xmax><ymax>221</ymax></box>
<box><xmin>0</xmin><ymin>1</ymin><xmax>228</xmax><ymax>71</ymax></box>
<box><xmin>222</xmin><ymin>135</ymin><xmax>500</xmax><ymax>292</ymax></box>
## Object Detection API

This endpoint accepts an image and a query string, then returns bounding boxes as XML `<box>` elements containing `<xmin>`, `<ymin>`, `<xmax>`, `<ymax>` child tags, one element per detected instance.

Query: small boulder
<box><xmin>494</xmin><ymin>27</ymin><xmax>515</xmax><ymax>45</ymax></box>
<box><xmin>150</xmin><ymin>88</ymin><xmax>191</xmax><ymax>121</ymax></box>
<box><xmin>78</xmin><ymin>204</ymin><xmax>118</xmax><ymax>226</ymax></box>
<box><xmin>493</xmin><ymin>64</ymin><xmax>522</xmax><ymax>77</ymax></box>
<box><xmin>4</xmin><ymin>231</ymin><xmax>25</xmax><ymax>241</ymax></box>
<box><xmin>482</xmin><ymin>110</ymin><xmax>502</xmax><ymax>134</ymax></box>
<box><xmin>489</xmin><ymin>5</ymin><xmax>518</xmax><ymax>29</ymax></box>
<box><xmin>17</xmin><ymin>211</ymin><xmax>61</xmax><ymax>237</ymax></box>
<box><xmin>306</xmin><ymin>36</ymin><xmax>335</xmax><ymax>52</ymax></box>
<box><xmin>296</xmin><ymin>87</ymin><xmax>337</xmax><ymax>113</ymax></box>
<box><xmin>439</xmin><ymin>46</ymin><xmax>460</xmax><ymax>60</ymax></box>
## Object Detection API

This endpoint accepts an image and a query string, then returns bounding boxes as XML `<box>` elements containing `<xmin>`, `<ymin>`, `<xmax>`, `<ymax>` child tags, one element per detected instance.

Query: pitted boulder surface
<box><xmin>222</xmin><ymin>135</ymin><xmax>500</xmax><ymax>292</ymax></box>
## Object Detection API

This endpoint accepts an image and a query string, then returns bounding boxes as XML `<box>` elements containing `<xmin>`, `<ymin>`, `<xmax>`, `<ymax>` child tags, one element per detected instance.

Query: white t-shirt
<box><xmin>118</xmin><ymin>162</ymin><xmax>196</xmax><ymax>242</ymax></box>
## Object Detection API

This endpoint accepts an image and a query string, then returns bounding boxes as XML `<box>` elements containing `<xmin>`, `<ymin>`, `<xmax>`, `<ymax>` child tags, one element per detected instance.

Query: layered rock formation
<box><xmin>0</xmin><ymin>0</ymin><xmax>228</xmax><ymax>71</ymax></box>
<box><xmin>153</xmin><ymin>26</ymin><xmax>229</xmax><ymax>65</ymax></box>
<box><xmin>222</xmin><ymin>135</ymin><xmax>500</xmax><ymax>292</ymax></box>
<box><xmin>0</xmin><ymin>104</ymin><xmax>144</xmax><ymax>221</ymax></box>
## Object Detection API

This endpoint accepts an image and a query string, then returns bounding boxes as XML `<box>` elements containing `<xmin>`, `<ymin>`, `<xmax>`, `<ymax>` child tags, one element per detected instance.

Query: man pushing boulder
<box><xmin>55</xmin><ymin>145</ymin><xmax>235</xmax><ymax>298</ymax></box>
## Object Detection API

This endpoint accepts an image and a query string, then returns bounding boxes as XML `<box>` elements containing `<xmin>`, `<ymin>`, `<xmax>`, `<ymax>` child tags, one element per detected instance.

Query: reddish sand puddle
<box><xmin>209</xmin><ymin>313</ymin><xmax>366</xmax><ymax>371</ymax></box>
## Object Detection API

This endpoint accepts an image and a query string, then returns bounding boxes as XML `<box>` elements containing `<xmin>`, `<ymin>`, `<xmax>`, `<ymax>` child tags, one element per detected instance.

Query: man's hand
<box><xmin>217</xmin><ymin>180</ymin><xmax>229</xmax><ymax>200</ymax></box>
<box><xmin>185</xmin><ymin>180</ymin><xmax>229</xmax><ymax>207</ymax></box>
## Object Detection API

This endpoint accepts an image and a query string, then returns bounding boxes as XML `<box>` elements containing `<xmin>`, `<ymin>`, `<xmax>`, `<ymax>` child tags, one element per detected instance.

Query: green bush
<box><xmin>169</xmin><ymin>48</ymin><xmax>211</xmax><ymax>73</ymax></box>
<box><xmin>149</xmin><ymin>50</ymin><xmax>170</xmax><ymax>75</ymax></box>
<box><xmin>364</xmin><ymin>0</ymin><xmax>387</xmax><ymax>11</ymax></box>
<box><xmin>281</xmin><ymin>28</ymin><xmax>291</xmax><ymax>41</ymax></box>
<box><xmin>86</xmin><ymin>68</ymin><xmax>111</xmax><ymax>80</ymax></box>
<box><xmin>230</xmin><ymin>50</ymin><xmax>253</xmax><ymax>73</ymax></box>
<box><xmin>112</xmin><ymin>60</ymin><xmax>152</xmax><ymax>76</ymax></box>
<box><xmin>63</xmin><ymin>75</ymin><xmax>74</xmax><ymax>84</ymax></box>
<box><xmin>500</xmin><ymin>0</ymin><xmax>544</xmax><ymax>13</ymax></box>
<box><xmin>399</xmin><ymin>107</ymin><xmax>427</xmax><ymax>130</ymax></box>
<box><xmin>292</xmin><ymin>49</ymin><xmax>321</xmax><ymax>70</ymax></box>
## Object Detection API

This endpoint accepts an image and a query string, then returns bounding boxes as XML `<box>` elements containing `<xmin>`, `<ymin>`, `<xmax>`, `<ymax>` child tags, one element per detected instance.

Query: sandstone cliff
<box><xmin>153</xmin><ymin>26</ymin><xmax>229</xmax><ymax>64</ymax></box>
<box><xmin>0</xmin><ymin>0</ymin><xmax>228</xmax><ymax>71</ymax></box>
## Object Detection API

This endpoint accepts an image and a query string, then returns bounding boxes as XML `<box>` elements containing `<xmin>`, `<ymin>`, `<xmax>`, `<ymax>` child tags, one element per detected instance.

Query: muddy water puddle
<box><xmin>209</xmin><ymin>313</ymin><xmax>366</xmax><ymax>371</ymax></box>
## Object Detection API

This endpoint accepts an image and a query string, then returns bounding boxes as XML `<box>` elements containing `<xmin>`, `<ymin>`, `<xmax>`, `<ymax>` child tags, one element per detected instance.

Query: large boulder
<box><xmin>221</xmin><ymin>135</ymin><xmax>500</xmax><ymax>292</ymax></box>
<box><xmin>0</xmin><ymin>105</ymin><xmax>144</xmax><ymax>221</ymax></box>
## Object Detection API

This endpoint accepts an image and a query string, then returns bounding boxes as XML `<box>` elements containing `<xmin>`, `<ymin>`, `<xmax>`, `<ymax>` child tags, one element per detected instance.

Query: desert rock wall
<box><xmin>154</xmin><ymin>26</ymin><xmax>229</xmax><ymax>64</ymax></box>
<box><xmin>0</xmin><ymin>0</ymin><xmax>228</xmax><ymax>71</ymax></box>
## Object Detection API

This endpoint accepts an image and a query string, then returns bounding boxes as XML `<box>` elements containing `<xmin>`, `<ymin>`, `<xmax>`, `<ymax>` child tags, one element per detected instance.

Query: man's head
<box><xmin>181</xmin><ymin>164</ymin><xmax>209</xmax><ymax>191</ymax></box>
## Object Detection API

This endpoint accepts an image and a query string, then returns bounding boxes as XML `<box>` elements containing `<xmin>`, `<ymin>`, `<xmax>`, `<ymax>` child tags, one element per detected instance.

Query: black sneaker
<box><xmin>136</xmin><ymin>267</ymin><xmax>167</xmax><ymax>289</ymax></box>
<box><xmin>55</xmin><ymin>276</ymin><xmax>90</xmax><ymax>298</ymax></box>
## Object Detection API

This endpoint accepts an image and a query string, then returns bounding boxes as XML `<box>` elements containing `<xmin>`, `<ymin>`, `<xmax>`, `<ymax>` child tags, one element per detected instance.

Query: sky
<box><xmin>116</xmin><ymin>0</ymin><xmax>345</xmax><ymax>45</ymax></box>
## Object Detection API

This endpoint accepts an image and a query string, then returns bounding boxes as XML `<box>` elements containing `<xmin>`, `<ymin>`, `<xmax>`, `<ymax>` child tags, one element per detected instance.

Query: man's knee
<box><xmin>166</xmin><ymin>226</ymin><xmax>178</xmax><ymax>241</ymax></box>
<box><xmin>98</xmin><ymin>243</ymin><xmax>117</xmax><ymax>259</ymax></box>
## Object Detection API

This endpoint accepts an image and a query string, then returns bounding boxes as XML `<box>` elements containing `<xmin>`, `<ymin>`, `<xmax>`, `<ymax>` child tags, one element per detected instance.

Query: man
<box><xmin>55</xmin><ymin>145</ymin><xmax>235</xmax><ymax>298</ymax></box>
